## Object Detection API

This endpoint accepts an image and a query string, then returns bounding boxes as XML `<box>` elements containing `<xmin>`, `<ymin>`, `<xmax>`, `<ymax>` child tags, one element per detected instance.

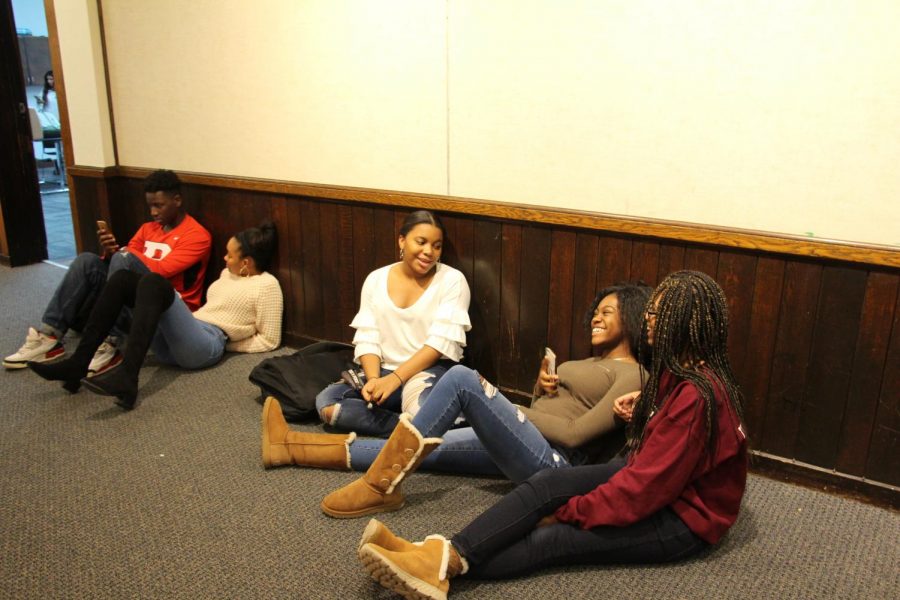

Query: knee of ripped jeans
<box><xmin>401</xmin><ymin>371</ymin><xmax>435</xmax><ymax>415</ymax></box>
<box><xmin>319</xmin><ymin>404</ymin><xmax>341</xmax><ymax>425</ymax></box>
<box><xmin>476</xmin><ymin>372</ymin><xmax>498</xmax><ymax>399</ymax></box>
<box><xmin>515</xmin><ymin>407</ymin><xmax>528</xmax><ymax>423</ymax></box>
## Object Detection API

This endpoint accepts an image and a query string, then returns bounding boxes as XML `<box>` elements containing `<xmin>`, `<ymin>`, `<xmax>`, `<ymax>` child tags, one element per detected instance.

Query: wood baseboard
<box><xmin>750</xmin><ymin>451</ymin><xmax>899</xmax><ymax>510</ymax></box>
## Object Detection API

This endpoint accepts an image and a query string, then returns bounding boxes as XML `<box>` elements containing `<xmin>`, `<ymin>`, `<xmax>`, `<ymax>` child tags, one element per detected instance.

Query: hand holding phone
<box><xmin>96</xmin><ymin>220</ymin><xmax>119</xmax><ymax>255</ymax></box>
<box><xmin>544</xmin><ymin>347</ymin><xmax>557</xmax><ymax>376</ymax></box>
<box><xmin>537</xmin><ymin>348</ymin><xmax>559</xmax><ymax>397</ymax></box>
<box><xmin>341</xmin><ymin>369</ymin><xmax>376</xmax><ymax>409</ymax></box>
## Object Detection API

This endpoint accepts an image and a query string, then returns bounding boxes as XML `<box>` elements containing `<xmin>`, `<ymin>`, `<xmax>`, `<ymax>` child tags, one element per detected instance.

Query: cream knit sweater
<box><xmin>193</xmin><ymin>269</ymin><xmax>283</xmax><ymax>353</ymax></box>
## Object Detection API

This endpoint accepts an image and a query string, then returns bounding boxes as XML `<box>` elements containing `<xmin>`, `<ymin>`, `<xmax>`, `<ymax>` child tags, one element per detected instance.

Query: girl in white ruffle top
<box><xmin>315</xmin><ymin>210</ymin><xmax>471</xmax><ymax>437</ymax></box>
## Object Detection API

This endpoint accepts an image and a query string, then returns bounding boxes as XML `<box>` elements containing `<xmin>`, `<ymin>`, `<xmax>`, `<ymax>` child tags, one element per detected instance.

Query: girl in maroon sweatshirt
<box><xmin>355</xmin><ymin>270</ymin><xmax>748</xmax><ymax>600</ymax></box>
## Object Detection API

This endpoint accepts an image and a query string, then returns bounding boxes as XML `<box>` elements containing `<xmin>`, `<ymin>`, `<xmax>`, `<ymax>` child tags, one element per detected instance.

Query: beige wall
<box><xmin>53</xmin><ymin>0</ymin><xmax>114</xmax><ymax>167</ymax></box>
<box><xmin>448</xmin><ymin>1</ymin><xmax>900</xmax><ymax>248</ymax></box>
<box><xmin>101</xmin><ymin>0</ymin><xmax>448</xmax><ymax>194</ymax></box>
<box><xmin>57</xmin><ymin>1</ymin><xmax>900</xmax><ymax>247</ymax></box>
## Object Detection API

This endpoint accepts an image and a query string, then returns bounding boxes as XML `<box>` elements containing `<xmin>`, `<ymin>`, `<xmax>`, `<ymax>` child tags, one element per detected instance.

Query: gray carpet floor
<box><xmin>1</xmin><ymin>262</ymin><xmax>898</xmax><ymax>599</ymax></box>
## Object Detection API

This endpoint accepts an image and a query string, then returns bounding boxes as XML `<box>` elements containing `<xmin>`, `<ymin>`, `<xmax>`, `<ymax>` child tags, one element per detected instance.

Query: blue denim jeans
<box><xmin>315</xmin><ymin>362</ymin><xmax>451</xmax><ymax>437</ymax></box>
<box><xmin>451</xmin><ymin>460</ymin><xmax>707</xmax><ymax>579</ymax></box>
<box><xmin>150</xmin><ymin>294</ymin><xmax>226</xmax><ymax>370</ymax></box>
<box><xmin>346</xmin><ymin>364</ymin><xmax>570</xmax><ymax>482</ymax></box>
<box><xmin>349</xmin><ymin>427</ymin><xmax>502</xmax><ymax>476</ymax></box>
<box><xmin>41</xmin><ymin>251</ymin><xmax>148</xmax><ymax>339</ymax></box>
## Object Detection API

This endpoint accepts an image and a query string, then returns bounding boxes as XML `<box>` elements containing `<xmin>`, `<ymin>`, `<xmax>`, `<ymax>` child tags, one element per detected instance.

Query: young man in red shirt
<box><xmin>4</xmin><ymin>170</ymin><xmax>211</xmax><ymax>372</ymax></box>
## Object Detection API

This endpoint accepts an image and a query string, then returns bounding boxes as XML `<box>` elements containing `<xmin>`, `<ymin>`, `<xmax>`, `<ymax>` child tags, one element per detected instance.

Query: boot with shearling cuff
<box><xmin>359</xmin><ymin>533</ymin><xmax>465</xmax><ymax>600</ymax></box>
<box><xmin>357</xmin><ymin>518</ymin><xmax>419</xmax><ymax>555</ymax></box>
<box><xmin>320</xmin><ymin>413</ymin><xmax>441</xmax><ymax>518</ymax></box>
<box><xmin>261</xmin><ymin>396</ymin><xmax>356</xmax><ymax>470</ymax></box>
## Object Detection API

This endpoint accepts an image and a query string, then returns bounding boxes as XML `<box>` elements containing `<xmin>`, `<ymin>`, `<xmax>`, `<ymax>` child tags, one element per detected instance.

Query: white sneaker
<box><xmin>87</xmin><ymin>340</ymin><xmax>123</xmax><ymax>377</ymax></box>
<box><xmin>3</xmin><ymin>327</ymin><xmax>65</xmax><ymax>369</ymax></box>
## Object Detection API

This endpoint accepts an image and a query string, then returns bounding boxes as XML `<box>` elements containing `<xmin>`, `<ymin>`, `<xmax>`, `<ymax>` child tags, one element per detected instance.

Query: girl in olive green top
<box><xmin>523</xmin><ymin>353</ymin><xmax>645</xmax><ymax>467</ymax></box>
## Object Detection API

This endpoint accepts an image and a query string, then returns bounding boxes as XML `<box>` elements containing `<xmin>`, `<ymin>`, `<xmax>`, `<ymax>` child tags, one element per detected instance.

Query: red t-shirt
<box><xmin>555</xmin><ymin>369</ymin><xmax>748</xmax><ymax>544</ymax></box>
<box><xmin>126</xmin><ymin>214</ymin><xmax>212</xmax><ymax>311</ymax></box>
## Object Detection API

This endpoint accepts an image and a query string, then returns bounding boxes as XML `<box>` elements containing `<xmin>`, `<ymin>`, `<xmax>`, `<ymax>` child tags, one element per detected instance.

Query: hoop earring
<box><xmin>399</xmin><ymin>248</ymin><xmax>405</xmax><ymax>260</ymax></box>
<box><xmin>239</xmin><ymin>264</ymin><xmax>249</xmax><ymax>277</ymax></box>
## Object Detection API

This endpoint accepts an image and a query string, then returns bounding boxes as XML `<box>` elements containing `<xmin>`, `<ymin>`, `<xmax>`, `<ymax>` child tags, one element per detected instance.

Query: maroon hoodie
<box><xmin>554</xmin><ymin>369</ymin><xmax>747</xmax><ymax>544</ymax></box>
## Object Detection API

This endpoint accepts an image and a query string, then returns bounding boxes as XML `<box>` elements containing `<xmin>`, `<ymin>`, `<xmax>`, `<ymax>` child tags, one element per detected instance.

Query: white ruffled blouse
<box><xmin>350</xmin><ymin>263</ymin><xmax>472</xmax><ymax>369</ymax></box>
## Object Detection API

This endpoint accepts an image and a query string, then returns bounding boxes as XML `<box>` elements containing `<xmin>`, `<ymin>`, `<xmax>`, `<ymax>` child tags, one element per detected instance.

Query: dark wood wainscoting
<box><xmin>71</xmin><ymin>169</ymin><xmax>900</xmax><ymax>503</ymax></box>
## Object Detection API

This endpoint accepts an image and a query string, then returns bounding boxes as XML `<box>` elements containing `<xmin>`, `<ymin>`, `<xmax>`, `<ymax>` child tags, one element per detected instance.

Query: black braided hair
<box><xmin>628</xmin><ymin>270</ymin><xmax>745</xmax><ymax>456</ymax></box>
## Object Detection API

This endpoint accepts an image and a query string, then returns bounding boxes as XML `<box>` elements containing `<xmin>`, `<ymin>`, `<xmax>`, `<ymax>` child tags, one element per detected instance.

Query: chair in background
<box><xmin>28</xmin><ymin>108</ymin><xmax>63</xmax><ymax>183</ymax></box>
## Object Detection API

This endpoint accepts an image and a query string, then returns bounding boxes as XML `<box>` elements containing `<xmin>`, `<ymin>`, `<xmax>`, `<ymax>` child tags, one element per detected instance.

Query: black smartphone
<box><xmin>340</xmin><ymin>369</ymin><xmax>364</xmax><ymax>391</ymax></box>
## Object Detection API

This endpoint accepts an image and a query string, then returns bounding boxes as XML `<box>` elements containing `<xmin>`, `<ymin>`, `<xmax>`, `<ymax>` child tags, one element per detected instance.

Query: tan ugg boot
<box><xmin>320</xmin><ymin>413</ymin><xmax>441</xmax><ymax>518</ymax></box>
<box><xmin>359</xmin><ymin>535</ymin><xmax>463</xmax><ymax>600</ymax></box>
<box><xmin>358</xmin><ymin>518</ymin><xmax>418</xmax><ymax>554</ymax></box>
<box><xmin>261</xmin><ymin>396</ymin><xmax>356</xmax><ymax>470</ymax></box>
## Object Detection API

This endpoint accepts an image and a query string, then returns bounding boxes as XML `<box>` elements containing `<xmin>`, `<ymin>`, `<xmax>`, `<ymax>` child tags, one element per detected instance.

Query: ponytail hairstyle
<box><xmin>399</xmin><ymin>210</ymin><xmax>446</xmax><ymax>237</ymax></box>
<box><xmin>234</xmin><ymin>222</ymin><xmax>278</xmax><ymax>273</ymax></box>
<box><xmin>628</xmin><ymin>270</ymin><xmax>745</xmax><ymax>456</ymax></box>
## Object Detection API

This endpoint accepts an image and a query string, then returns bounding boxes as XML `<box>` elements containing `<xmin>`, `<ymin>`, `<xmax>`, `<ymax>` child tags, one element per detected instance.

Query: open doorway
<box><xmin>12</xmin><ymin>0</ymin><xmax>74</xmax><ymax>265</ymax></box>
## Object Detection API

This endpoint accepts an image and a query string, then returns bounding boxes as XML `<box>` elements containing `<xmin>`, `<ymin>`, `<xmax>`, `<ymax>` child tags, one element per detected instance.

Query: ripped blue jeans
<box><xmin>315</xmin><ymin>362</ymin><xmax>451</xmax><ymax>437</ymax></box>
<box><xmin>347</xmin><ymin>364</ymin><xmax>571</xmax><ymax>482</ymax></box>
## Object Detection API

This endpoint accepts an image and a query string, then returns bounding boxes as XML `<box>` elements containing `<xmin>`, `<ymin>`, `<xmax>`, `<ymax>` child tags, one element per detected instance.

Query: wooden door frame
<box><xmin>43</xmin><ymin>0</ymin><xmax>84</xmax><ymax>253</ymax></box>
<box><xmin>0</xmin><ymin>0</ymin><xmax>47</xmax><ymax>266</ymax></box>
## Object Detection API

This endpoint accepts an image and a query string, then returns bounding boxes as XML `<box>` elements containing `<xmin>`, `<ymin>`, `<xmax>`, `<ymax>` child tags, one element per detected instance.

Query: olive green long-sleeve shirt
<box><xmin>521</xmin><ymin>357</ymin><xmax>644</xmax><ymax>462</ymax></box>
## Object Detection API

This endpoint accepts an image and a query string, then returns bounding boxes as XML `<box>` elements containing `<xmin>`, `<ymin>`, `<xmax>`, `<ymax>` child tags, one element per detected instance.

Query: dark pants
<box><xmin>41</xmin><ymin>251</ymin><xmax>148</xmax><ymax>338</ymax></box>
<box><xmin>451</xmin><ymin>459</ymin><xmax>707</xmax><ymax>579</ymax></box>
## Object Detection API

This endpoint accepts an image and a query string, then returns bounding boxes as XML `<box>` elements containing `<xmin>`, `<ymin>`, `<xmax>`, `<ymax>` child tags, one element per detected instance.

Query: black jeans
<box><xmin>451</xmin><ymin>459</ymin><xmax>707</xmax><ymax>579</ymax></box>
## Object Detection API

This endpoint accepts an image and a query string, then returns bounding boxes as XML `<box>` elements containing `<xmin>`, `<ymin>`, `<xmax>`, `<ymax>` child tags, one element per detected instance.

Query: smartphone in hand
<box><xmin>96</xmin><ymin>220</ymin><xmax>120</xmax><ymax>255</ymax></box>
<box><xmin>544</xmin><ymin>347</ymin><xmax>557</xmax><ymax>376</ymax></box>
<box><xmin>340</xmin><ymin>369</ymin><xmax>364</xmax><ymax>391</ymax></box>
